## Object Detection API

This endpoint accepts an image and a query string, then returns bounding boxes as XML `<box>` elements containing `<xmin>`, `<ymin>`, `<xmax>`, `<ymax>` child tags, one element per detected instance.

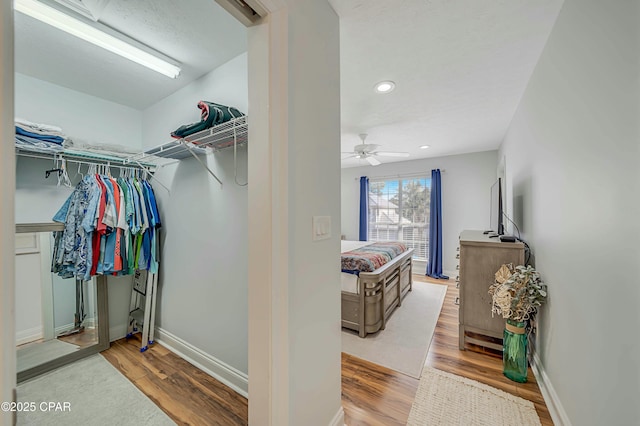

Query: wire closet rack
<box><xmin>125</xmin><ymin>115</ymin><xmax>248</xmax><ymax>186</ymax></box>
<box><xmin>15</xmin><ymin>115</ymin><xmax>248</xmax><ymax>189</ymax></box>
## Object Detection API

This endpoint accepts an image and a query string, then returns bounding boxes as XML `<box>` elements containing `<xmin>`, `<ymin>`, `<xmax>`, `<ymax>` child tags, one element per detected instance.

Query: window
<box><xmin>368</xmin><ymin>176</ymin><xmax>431</xmax><ymax>260</ymax></box>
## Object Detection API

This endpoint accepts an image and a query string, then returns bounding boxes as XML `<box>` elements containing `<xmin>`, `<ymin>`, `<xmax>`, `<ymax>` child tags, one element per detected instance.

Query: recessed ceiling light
<box><xmin>374</xmin><ymin>81</ymin><xmax>396</xmax><ymax>93</ymax></box>
<box><xmin>420</xmin><ymin>145</ymin><xmax>430</xmax><ymax>149</ymax></box>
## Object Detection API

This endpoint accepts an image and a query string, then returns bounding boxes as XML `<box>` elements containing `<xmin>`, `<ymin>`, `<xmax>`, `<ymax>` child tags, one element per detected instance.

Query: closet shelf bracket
<box><xmin>179</xmin><ymin>139</ymin><xmax>223</xmax><ymax>187</ymax></box>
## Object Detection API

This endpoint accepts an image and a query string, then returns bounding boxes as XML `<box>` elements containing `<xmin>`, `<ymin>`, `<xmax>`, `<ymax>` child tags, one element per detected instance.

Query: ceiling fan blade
<box><xmin>341</xmin><ymin>155</ymin><xmax>358</xmax><ymax>160</ymax></box>
<box><xmin>366</xmin><ymin>156</ymin><xmax>381</xmax><ymax>166</ymax></box>
<box><xmin>374</xmin><ymin>151</ymin><xmax>410</xmax><ymax>157</ymax></box>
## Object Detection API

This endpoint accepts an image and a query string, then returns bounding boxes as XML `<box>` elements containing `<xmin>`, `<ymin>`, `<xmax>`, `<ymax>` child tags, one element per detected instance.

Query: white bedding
<box><xmin>340</xmin><ymin>240</ymin><xmax>372</xmax><ymax>294</ymax></box>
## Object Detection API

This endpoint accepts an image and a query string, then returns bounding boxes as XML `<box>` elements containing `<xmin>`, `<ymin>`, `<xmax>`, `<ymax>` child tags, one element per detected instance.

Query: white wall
<box><xmin>247</xmin><ymin>1</ymin><xmax>342</xmax><ymax>423</ymax></box>
<box><xmin>499</xmin><ymin>0</ymin><xmax>639</xmax><ymax>424</ymax></box>
<box><xmin>142</xmin><ymin>53</ymin><xmax>249</xmax><ymax>379</ymax></box>
<box><xmin>142</xmin><ymin>53</ymin><xmax>248</xmax><ymax>149</ymax></box>
<box><xmin>15</xmin><ymin>73</ymin><xmax>142</xmax><ymax>148</ymax></box>
<box><xmin>341</xmin><ymin>151</ymin><xmax>498</xmax><ymax>276</ymax></box>
<box><xmin>285</xmin><ymin>3</ymin><xmax>342</xmax><ymax>422</ymax></box>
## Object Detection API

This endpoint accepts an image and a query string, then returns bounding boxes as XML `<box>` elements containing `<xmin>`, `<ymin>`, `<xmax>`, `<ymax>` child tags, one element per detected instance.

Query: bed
<box><xmin>341</xmin><ymin>240</ymin><xmax>413</xmax><ymax>337</ymax></box>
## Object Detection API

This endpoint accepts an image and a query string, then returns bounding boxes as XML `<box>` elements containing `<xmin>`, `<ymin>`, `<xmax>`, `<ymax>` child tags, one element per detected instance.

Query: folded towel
<box><xmin>15</xmin><ymin>117</ymin><xmax>63</xmax><ymax>134</ymax></box>
<box><xmin>16</xmin><ymin>126</ymin><xmax>65</xmax><ymax>145</ymax></box>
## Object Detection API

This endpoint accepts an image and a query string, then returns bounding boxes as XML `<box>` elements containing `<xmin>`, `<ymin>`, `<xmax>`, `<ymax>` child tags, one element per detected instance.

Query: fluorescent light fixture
<box><xmin>420</xmin><ymin>145</ymin><xmax>430</xmax><ymax>149</ymax></box>
<box><xmin>15</xmin><ymin>0</ymin><xmax>181</xmax><ymax>78</ymax></box>
<box><xmin>374</xmin><ymin>80</ymin><xmax>396</xmax><ymax>93</ymax></box>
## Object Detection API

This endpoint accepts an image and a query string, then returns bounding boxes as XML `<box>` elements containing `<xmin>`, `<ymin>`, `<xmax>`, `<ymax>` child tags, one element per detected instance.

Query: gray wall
<box><xmin>142</xmin><ymin>53</ymin><xmax>249</xmax><ymax>374</ymax></box>
<box><xmin>341</xmin><ymin>150</ymin><xmax>498</xmax><ymax>276</ymax></box>
<box><xmin>499</xmin><ymin>0</ymin><xmax>640</xmax><ymax>424</ymax></box>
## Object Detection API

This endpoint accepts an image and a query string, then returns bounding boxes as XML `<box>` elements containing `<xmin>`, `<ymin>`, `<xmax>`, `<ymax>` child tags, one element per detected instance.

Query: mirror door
<box><xmin>15</xmin><ymin>223</ymin><xmax>109</xmax><ymax>383</ymax></box>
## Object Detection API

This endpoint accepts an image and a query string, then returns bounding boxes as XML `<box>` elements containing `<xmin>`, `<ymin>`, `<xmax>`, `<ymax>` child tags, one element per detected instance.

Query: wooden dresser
<box><xmin>457</xmin><ymin>230</ymin><xmax>524</xmax><ymax>351</ymax></box>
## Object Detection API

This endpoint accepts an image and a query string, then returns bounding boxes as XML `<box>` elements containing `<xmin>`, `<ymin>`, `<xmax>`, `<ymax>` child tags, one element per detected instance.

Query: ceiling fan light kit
<box><xmin>342</xmin><ymin>133</ymin><xmax>409</xmax><ymax>166</ymax></box>
<box><xmin>15</xmin><ymin>0</ymin><xmax>182</xmax><ymax>78</ymax></box>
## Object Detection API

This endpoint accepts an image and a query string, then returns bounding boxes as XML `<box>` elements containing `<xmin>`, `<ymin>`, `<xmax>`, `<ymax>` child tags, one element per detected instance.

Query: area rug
<box><xmin>407</xmin><ymin>367</ymin><xmax>541</xmax><ymax>426</ymax></box>
<box><xmin>17</xmin><ymin>339</ymin><xmax>79</xmax><ymax>372</ymax></box>
<box><xmin>341</xmin><ymin>281</ymin><xmax>447</xmax><ymax>378</ymax></box>
<box><xmin>17</xmin><ymin>354</ymin><xmax>175</xmax><ymax>425</ymax></box>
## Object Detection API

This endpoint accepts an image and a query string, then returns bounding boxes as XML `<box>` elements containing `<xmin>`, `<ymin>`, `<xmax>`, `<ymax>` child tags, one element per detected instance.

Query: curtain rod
<box><xmin>354</xmin><ymin>169</ymin><xmax>445</xmax><ymax>181</ymax></box>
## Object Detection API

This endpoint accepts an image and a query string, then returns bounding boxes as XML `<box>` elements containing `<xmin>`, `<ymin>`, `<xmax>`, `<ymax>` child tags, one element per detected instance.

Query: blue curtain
<box><xmin>426</xmin><ymin>169</ymin><xmax>448</xmax><ymax>279</ymax></box>
<box><xmin>359</xmin><ymin>176</ymin><xmax>369</xmax><ymax>241</ymax></box>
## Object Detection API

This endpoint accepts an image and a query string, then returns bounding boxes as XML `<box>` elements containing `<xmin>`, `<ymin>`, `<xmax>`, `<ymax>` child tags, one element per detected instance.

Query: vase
<box><xmin>503</xmin><ymin>319</ymin><xmax>527</xmax><ymax>383</ymax></box>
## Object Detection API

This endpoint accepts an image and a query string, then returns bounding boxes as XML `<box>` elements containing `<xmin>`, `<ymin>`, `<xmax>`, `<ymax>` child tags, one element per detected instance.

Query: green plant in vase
<box><xmin>489</xmin><ymin>264</ymin><xmax>547</xmax><ymax>383</ymax></box>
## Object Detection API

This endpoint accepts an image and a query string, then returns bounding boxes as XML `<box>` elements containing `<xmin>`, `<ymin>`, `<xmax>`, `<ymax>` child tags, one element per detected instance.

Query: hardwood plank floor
<box><xmin>102</xmin><ymin>336</ymin><xmax>248</xmax><ymax>425</ymax></box>
<box><xmin>102</xmin><ymin>274</ymin><xmax>552</xmax><ymax>425</ymax></box>
<box><xmin>342</xmin><ymin>276</ymin><xmax>552</xmax><ymax>425</ymax></box>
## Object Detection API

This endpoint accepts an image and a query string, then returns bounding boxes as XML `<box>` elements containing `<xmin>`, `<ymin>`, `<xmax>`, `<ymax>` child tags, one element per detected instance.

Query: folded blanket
<box><xmin>341</xmin><ymin>242</ymin><xmax>408</xmax><ymax>275</ymax></box>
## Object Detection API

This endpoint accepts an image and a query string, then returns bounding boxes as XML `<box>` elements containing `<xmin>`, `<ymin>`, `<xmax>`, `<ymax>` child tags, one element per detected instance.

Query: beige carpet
<box><xmin>342</xmin><ymin>281</ymin><xmax>447</xmax><ymax>378</ymax></box>
<box><xmin>17</xmin><ymin>354</ymin><xmax>175</xmax><ymax>425</ymax></box>
<box><xmin>407</xmin><ymin>367</ymin><xmax>541</xmax><ymax>426</ymax></box>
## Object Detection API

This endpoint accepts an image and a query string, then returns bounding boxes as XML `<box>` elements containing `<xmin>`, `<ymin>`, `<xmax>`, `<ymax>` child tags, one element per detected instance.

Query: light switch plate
<box><xmin>312</xmin><ymin>216</ymin><xmax>331</xmax><ymax>241</ymax></box>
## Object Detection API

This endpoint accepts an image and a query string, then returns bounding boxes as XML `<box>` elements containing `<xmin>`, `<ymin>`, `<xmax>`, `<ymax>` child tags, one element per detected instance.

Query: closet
<box><xmin>12</xmin><ymin>0</ymin><xmax>250</xmax><ymax>400</ymax></box>
<box><xmin>4</xmin><ymin>1</ymin><xmax>344</xmax><ymax>425</ymax></box>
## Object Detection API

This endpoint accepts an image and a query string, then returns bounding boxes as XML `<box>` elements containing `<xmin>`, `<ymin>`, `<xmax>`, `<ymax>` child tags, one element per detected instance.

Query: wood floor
<box><xmin>102</xmin><ymin>275</ymin><xmax>552</xmax><ymax>425</ymax></box>
<box><xmin>342</xmin><ymin>276</ymin><xmax>553</xmax><ymax>425</ymax></box>
<box><xmin>57</xmin><ymin>327</ymin><xmax>98</xmax><ymax>348</ymax></box>
<box><xmin>102</xmin><ymin>336</ymin><xmax>248</xmax><ymax>425</ymax></box>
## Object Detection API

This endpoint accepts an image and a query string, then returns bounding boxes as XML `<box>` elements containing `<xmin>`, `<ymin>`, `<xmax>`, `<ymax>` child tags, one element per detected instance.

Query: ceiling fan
<box><xmin>342</xmin><ymin>133</ymin><xmax>409</xmax><ymax>166</ymax></box>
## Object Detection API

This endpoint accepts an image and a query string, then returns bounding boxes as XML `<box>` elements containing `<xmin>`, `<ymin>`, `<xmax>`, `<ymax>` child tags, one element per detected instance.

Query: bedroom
<box><xmin>0</xmin><ymin>0</ymin><xmax>638</xmax><ymax>426</ymax></box>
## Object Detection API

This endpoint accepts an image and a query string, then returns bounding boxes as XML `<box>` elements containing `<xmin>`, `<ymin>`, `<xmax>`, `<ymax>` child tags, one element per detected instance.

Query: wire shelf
<box><xmin>182</xmin><ymin>115</ymin><xmax>248</xmax><ymax>152</ymax></box>
<box><xmin>16</xmin><ymin>145</ymin><xmax>156</xmax><ymax>169</ymax></box>
<box><xmin>127</xmin><ymin>115</ymin><xmax>248</xmax><ymax>165</ymax></box>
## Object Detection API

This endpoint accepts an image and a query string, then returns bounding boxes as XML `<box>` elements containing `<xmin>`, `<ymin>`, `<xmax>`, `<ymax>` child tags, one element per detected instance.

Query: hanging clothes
<box><xmin>52</xmin><ymin>170</ymin><xmax>161</xmax><ymax>280</ymax></box>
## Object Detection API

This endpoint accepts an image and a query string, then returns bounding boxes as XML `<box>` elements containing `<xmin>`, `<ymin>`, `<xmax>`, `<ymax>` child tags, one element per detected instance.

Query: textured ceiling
<box><xmin>15</xmin><ymin>0</ymin><xmax>247</xmax><ymax>109</ymax></box>
<box><xmin>331</xmin><ymin>0</ymin><xmax>564</xmax><ymax>168</ymax></box>
<box><xmin>14</xmin><ymin>0</ymin><xmax>563</xmax><ymax>162</ymax></box>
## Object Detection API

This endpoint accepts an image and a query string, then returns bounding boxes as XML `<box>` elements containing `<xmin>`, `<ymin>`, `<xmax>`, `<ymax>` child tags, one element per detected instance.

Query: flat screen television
<box><xmin>490</xmin><ymin>178</ymin><xmax>504</xmax><ymax>236</ymax></box>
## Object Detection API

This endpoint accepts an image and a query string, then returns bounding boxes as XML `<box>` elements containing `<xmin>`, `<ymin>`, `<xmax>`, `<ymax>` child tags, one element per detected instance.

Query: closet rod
<box><xmin>16</xmin><ymin>151</ymin><xmax>156</xmax><ymax>169</ymax></box>
<box><xmin>16</xmin><ymin>151</ymin><xmax>171</xmax><ymax>193</ymax></box>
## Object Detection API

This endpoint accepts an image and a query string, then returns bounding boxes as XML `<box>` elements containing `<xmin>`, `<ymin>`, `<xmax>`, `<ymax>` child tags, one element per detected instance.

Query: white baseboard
<box><xmin>412</xmin><ymin>259</ymin><xmax>455</xmax><ymax>281</ymax></box>
<box><xmin>413</xmin><ymin>259</ymin><xmax>426</xmax><ymax>273</ymax></box>
<box><xmin>328</xmin><ymin>406</ymin><xmax>345</xmax><ymax>426</ymax></box>
<box><xmin>55</xmin><ymin>323</ymin><xmax>75</xmax><ymax>335</ymax></box>
<box><xmin>54</xmin><ymin>317</ymin><xmax>96</xmax><ymax>337</ymax></box>
<box><xmin>531</xmin><ymin>352</ymin><xmax>571</xmax><ymax>426</ymax></box>
<box><xmin>16</xmin><ymin>326</ymin><xmax>43</xmax><ymax>346</ymax></box>
<box><xmin>109</xmin><ymin>324</ymin><xmax>128</xmax><ymax>342</ymax></box>
<box><xmin>155</xmin><ymin>327</ymin><xmax>248</xmax><ymax>398</ymax></box>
